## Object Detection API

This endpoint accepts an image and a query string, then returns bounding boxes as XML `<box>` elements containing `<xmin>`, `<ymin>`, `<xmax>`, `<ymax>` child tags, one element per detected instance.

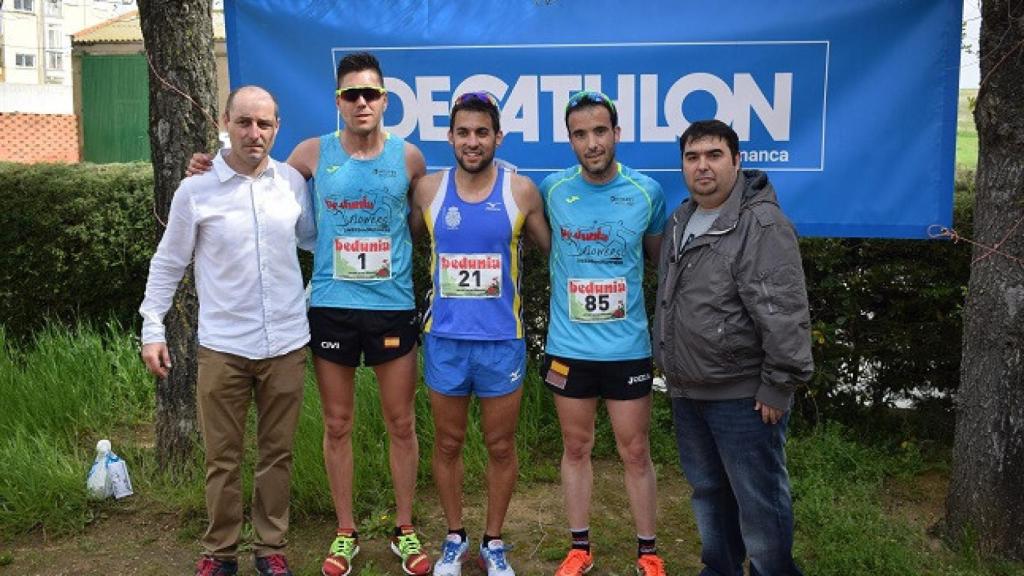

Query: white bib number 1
<box><xmin>333</xmin><ymin>236</ymin><xmax>392</xmax><ymax>281</ymax></box>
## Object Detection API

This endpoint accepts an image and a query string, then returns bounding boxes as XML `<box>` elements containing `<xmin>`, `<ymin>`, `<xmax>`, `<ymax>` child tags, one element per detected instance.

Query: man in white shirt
<box><xmin>139</xmin><ymin>85</ymin><xmax>314</xmax><ymax>576</ymax></box>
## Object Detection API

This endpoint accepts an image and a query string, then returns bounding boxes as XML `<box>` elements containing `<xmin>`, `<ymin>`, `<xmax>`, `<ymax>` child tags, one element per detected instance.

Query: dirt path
<box><xmin>0</xmin><ymin>460</ymin><xmax>699</xmax><ymax>576</ymax></box>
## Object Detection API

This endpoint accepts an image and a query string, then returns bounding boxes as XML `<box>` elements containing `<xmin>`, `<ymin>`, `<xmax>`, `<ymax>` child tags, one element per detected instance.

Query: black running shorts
<box><xmin>308</xmin><ymin>307</ymin><xmax>419</xmax><ymax>367</ymax></box>
<box><xmin>540</xmin><ymin>354</ymin><xmax>653</xmax><ymax>400</ymax></box>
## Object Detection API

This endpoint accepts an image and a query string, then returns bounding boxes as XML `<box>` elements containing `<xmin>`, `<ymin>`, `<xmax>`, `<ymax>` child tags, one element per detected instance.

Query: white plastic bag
<box><xmin>86</xmin><ymin>439</ymin><xmax>112</xmax><ymax>499</ymax></box>
<box><xmin>107</xmin><ymin>452</ymin><xmax>134</xmax><ymax>499</ymax></box>
<box><xmin>86</xmin><ymin>439</ymin><xmax>133</xmax><ymax>500</ymax></box>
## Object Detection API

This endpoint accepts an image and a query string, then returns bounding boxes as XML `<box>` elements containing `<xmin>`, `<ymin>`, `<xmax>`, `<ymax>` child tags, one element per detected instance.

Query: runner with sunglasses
<box><xmin>188</xmin><ymin>51</ymin><xmax>430</xmax><ymax>576</ymax></box>
<box><xmin>540</xmin><ymin>91</ymin><xmax>667</xmax><ymax>576</ymax></box>
<box><xmin>409</xmin><ymin>91</ymin><xmax>549</xmax><ymax>576</ymax></box>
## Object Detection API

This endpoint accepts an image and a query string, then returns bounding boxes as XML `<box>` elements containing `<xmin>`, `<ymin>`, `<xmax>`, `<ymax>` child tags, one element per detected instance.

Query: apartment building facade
<box><xmin>1</xmin><ymin>0</ymin><xmax>137</xmax><ymax>113</ymax></box>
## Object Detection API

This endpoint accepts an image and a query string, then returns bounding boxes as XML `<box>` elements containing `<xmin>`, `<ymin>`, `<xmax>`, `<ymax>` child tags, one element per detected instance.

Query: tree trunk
<box><xmin>946</xmin><ymin>0</ymin><xmax>1024</xmax><ymax>560</ymax></box>
<box><xmin>137</xmin><ymin>0</ymin><xmax>219</xmax><ymax>473</ymax></box>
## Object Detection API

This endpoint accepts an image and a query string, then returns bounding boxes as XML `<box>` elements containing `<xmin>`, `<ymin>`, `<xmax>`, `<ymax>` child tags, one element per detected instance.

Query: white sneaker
<box><xmin>433</xmin><ymin>534</ymin><xmax>469</xmax><ymax>576</ymax></box>
<box><xmin>477</xmin><ymin>539</ymin><xmax>515</xmax><ymax>576</ymax></box>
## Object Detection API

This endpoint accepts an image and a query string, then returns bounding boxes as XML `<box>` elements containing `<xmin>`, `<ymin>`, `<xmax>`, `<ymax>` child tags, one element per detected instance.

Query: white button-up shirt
<box><xmin>139</xmin><ymin>150</ymin><xmax>316</xmax><ymax>360</ymax></box>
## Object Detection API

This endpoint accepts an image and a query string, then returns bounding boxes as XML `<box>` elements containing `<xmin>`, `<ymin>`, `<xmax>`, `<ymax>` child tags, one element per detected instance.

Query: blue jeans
<box><xmin>671</xmin><ymin>397</ymin><xmax>803</xmax><ymax>576</ymax></box>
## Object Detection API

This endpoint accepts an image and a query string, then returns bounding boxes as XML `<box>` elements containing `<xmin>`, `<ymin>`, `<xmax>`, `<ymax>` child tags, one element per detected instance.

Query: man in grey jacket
<box><xmin>653</xmin><ymin>119</ymin><xmax>812</xmax><ymax>576</ymax></box>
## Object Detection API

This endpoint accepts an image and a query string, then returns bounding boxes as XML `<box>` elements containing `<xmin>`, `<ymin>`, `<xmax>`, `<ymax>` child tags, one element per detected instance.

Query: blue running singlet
<box><xmin>424</xmin><ymin>167</ymin><xmax>525</xmax><ymax>340</ymax></box>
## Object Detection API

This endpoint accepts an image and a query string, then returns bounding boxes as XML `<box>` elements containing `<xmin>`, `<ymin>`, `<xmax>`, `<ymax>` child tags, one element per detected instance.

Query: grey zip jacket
<box><xmin>653</xmin><ymin>169</ymin><xmax>813</xmax><ymax>409</ymax></box>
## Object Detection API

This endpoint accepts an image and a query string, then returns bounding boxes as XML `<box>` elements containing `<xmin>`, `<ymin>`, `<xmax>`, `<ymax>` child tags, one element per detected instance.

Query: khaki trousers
<box><xmin>196</xmin><ymin>345</ymin><xmax>306</xmax><ymax>559</ymax></box>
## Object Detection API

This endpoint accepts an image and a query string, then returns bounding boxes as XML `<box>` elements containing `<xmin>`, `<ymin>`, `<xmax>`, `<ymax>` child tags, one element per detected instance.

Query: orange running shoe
<box><xmin>635</xmin><ymin>554</ymin><xmax>666</xmax><ymax>576</ymax></box>
<box><xmin>554</xmin><ymin>549</ymin><xmax>594</xmax><ymax>576</ymax></box>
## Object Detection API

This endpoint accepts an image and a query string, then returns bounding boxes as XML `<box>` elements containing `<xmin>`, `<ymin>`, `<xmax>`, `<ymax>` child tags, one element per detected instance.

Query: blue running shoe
<box><xmin>433</xmin><ymin>534</ymin><xmax>469</xmax><ymax>576</ymax></box>
<box><xmin>477</xmin><ymin>539</ymin><xmax>514</xmax><ymax>576</ymax></box>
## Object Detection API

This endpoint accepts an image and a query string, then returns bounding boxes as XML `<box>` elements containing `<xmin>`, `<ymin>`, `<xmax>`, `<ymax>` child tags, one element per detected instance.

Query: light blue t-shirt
<box><xmin>310</xmin><ymin>132</ymin><xmax>414</xmax><ymax>310</ymax></box>
<box><xmin>541</xmin><ymin>163</ymin><xmax>667</xmax><ymax>361</ymax></box>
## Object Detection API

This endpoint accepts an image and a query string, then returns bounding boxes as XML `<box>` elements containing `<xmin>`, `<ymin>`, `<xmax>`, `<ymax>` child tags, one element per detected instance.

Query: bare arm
<box><xmin>410</xmin><ymin>171</ymin><xmax>442</xmax><ymax>240</ymax></box>
<box><xmin>512</xmin><ymin>175</ymin><xmax>551</xmax><ymax>254</ymax></box>
<box><xmin>286</xmin><ymin>137</ymin><xmax>321</xmax><ymax>180</ymax></box>
<box><xmin>643</xmin><ymin>234</ymin><xmax>663</xmax><ymax>264</ymax></box>
<box><xmin>404</xmin><ymin>142</ymin><xmax>428</xmax><ymax>237</ymax></box>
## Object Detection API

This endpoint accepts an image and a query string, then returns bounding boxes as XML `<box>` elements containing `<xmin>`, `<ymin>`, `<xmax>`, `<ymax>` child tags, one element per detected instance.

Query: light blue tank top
<box><xmin>541</xmin><ymin>163</ymin><xmax>667</xmax><ymax>361</ymax></box>
<box><xmin>424</xmin><ymin>167</ymin><xmax>524</xmax><ymax>340</ymax></box>
<box><xmin>310</xmin><ymin>132</ymin><xmax>414</xmax><ymax>310</ymax></box>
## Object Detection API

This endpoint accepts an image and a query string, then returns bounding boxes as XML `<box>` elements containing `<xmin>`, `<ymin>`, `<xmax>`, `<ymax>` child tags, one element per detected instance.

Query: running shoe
<box><xmin>254</xmin><ymin>554</ymin><xmax>293</xmax><ymax>576</ymax></box>
<box><xmin>433</xmin><ymin>534</ymin><xmax>469</xmax><ymax>576</ymax></box>
<box><xmin>391</xmin><ymin>525</ymin><xmax>432</xmax><ymax>575</ymax></box>
<box><xmin>635</xmin><ymin>554</ymin><xmax>666</xmax><ymax>576</ymax></box>
<box><xmin>553</xmin><ymin>549</ymin><xmax>593</xmax><ymax>576</ymax></box>
<box><xmin>321</xmin><ymin>530</ymin><xmax>359</xmax><ymax>576</ymax></box>
<box><xmin>195</xmin><ymin>556</ymin><xmax>238</xmax><ymax>576</ymax></box>
<box><xmin>477</xmin><ymin>539</ymin><xmax>515</xmax><ymax>576</ymax></box>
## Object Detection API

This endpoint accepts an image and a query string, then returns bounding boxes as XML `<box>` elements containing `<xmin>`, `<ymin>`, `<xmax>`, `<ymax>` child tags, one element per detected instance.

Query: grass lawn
<box><xmin>957</xmin><ymin>88</ymin><xmax>978</xmax><ymax>170</ymax></box>
<box><xmin>2</xmin><ymin>325</ymin><xmax>1023</xmax><ymax>575</ymax></box>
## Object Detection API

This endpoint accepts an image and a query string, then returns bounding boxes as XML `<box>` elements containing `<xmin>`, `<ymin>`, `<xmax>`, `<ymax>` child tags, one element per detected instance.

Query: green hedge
<box><xmin>798</xmin><ymin>172</ymin><xmax>973</xmax><ymax>439</ymax></box>
<box><xmin>0</xmin><ymin>162</ymin><xmax>974</xmax><ymax>429</ymax></box>
<box><xmin>0</xmin><ymin>162</ymin><xmax>156</xmax><ymax>337</ymax></box>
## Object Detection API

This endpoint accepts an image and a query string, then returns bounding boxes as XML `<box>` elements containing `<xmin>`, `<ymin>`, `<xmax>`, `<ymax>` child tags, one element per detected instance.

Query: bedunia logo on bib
<box><xmin>439</xmin><ymin>253</ymin><xmax>502</xmax><ymax>298</ymax></box>
<box><xmin>334</xmin><ymin>237</ymin><xmax>392</xmax><ymax>281</ymax></box>
<box><xmin>568</xmin><ymin>278</ymin><xmax>627</xmax><ymax>323</ymax></box>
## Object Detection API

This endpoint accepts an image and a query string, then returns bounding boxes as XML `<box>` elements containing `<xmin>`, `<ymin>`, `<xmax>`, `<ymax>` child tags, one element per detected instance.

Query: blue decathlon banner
<box><xmin>223</xmin><ymin>0</ymin><xmax>962</xmax><ymax>239</ymax></box>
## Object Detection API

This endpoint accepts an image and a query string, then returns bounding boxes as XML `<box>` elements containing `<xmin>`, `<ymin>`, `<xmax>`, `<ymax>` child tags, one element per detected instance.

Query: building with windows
<box><xmin>1</xmin><ymin>0</ymin><xmax>226</xmax><ymax>163</ymax></box>
<box><xmin>1</xmin><ymin>0</ymin><xmax>137</xmax><ymax>114</ymax></box>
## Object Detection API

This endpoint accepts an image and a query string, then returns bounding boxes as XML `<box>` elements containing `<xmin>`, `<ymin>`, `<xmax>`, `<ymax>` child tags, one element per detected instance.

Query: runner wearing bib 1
<box><xmin>311</xmin><ymin>130</ymin><xmax>413</xmax><ymax>310</ymax></box>
<box><xmin>308</xmin><ymin>131</ymin><xmax>420</xmax><ymax>367</ymax></box>
<box><xmin>542</xmin><ymin>162</ymin><xmax>666</xmax><ymax>362</ymax></box>
<box><xmin>275</xmin><ymin>53</ymin><xmax>433</xmax><ymax>576</ymax></box>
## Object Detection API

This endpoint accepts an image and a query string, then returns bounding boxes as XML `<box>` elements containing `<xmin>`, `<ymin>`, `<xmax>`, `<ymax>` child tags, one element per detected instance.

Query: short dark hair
<box><xmin>564</xmin><ymin>91</ymin><xmax>618</xmax><ymax>129</ymax></box>
<box><xmin>224</xmin><ymin>85</ymin><xmax>279</xmax><ymax>119</ymax></box>
<box><xmin>678</xmin><ymin>119</ymin><xmax>739</xmax><ymax>158</ymax></box>
<box><xmin>450</xmin><ymin>93</ymin><xmax>501</xmax><ymax>133</ymax></box>
<box><xmin>336</xmin><ymin>51</ymin><xmax>384</xmax><ymax>87</ymax></box>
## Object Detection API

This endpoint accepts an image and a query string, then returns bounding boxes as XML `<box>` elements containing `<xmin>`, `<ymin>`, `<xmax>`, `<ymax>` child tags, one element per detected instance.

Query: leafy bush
<box><xmin>0</xmin><ymin>162</ymin><xmax>155</xmax><ymax>338</ymax></box>
<box><xmin>798</xmin><ymin>171</ymin><xmax>973</xmax><ymax>438</ymax></box>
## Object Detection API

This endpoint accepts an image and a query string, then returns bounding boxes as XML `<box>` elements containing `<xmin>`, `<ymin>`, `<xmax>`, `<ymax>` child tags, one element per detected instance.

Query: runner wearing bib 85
<box><xmin>540</xmin><ymin>91</ymin><xmax>668</xmax><ymax>576</ymax></box>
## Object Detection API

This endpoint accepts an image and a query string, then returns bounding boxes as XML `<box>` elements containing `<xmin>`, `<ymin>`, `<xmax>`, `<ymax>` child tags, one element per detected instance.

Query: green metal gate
<box><xmin>81</xmin><ymin>54</ymin><xmax>150</xmax><ymax>163</ymax></box>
